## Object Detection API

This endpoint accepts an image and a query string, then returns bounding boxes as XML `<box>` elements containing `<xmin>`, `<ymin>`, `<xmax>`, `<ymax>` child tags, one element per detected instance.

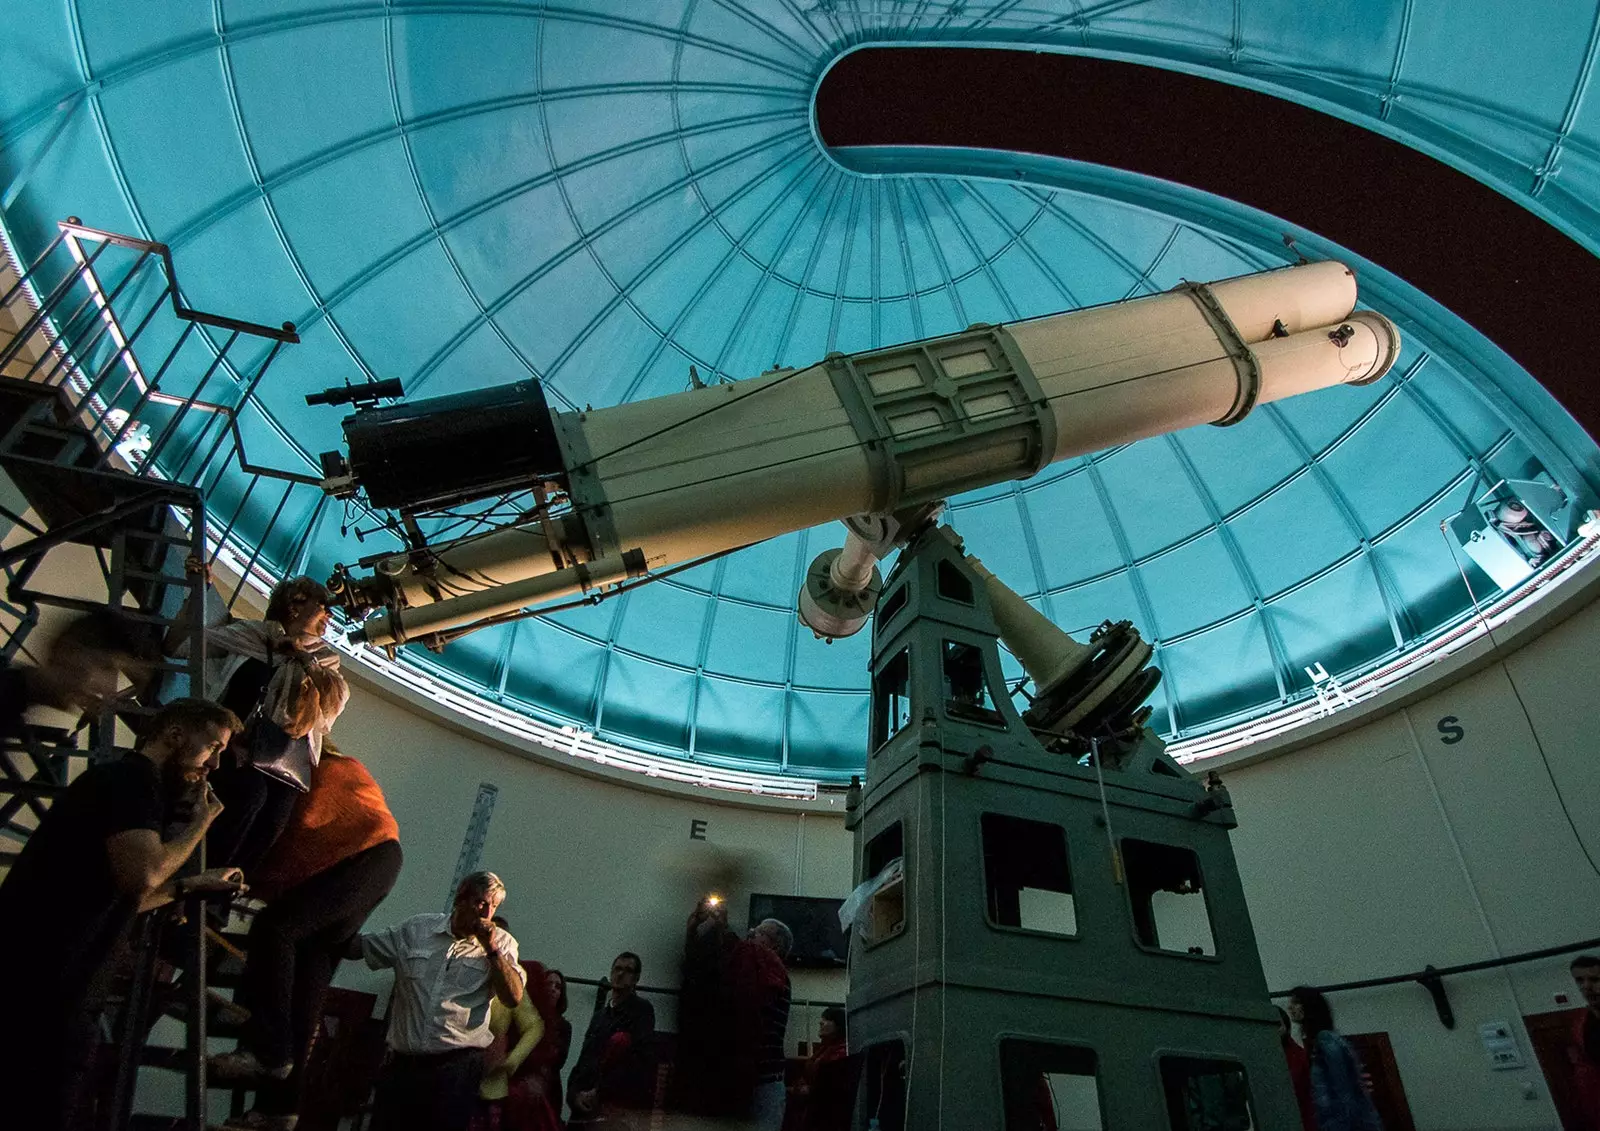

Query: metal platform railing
<box><xmin>0</xmin><ymin>216</ymin><xmax>322</xmax><ymax>1131</ymax></box>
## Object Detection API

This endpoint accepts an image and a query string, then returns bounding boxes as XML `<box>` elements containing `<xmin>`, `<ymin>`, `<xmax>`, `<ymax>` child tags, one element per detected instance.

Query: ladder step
<box><xmin>138</xmin><ymin>1047</ymin><xmax>251</xmax><ymax>1091</ymax></box>
<box><xmin>138</xmin><ymin>1046</ymin><xmax>190</xmax><ymax>1072</ymax></box>
<box><xmin>11</xmin><ymin>592</ymin><xmax>184</xmax><ymax>625</ymax></box>
<box><xmin>123</xmin><ymin>567</ymin><xmax>200</xmax><ymax>584</ymax></box>
<box><xmin>0</xmin><ymin>778</ymin><xmax>67</xmax><ymax>800</ymax></box>
<box><xmin>122</xmin><ymin>529</ymin><xmax>199</xmax><ymax>546</ymax></box>
<box><xmin>206</xmin><ymin>926</ymin><xmax>248</xmax><ymax>963</ymax></box>
<box><xmin>159</xmin><ymin>991</ymin><xmax>250</xmax><ymax>1038</ymax></box>
<box><xmin>148</xmin><ymin>658</ymin><xmax>201</xmax><ymax>674</ymax></box>
<box><xmin>127</xmin><ymin>1116</ymin><xmax>187</xmax><ymax>1131</ymax></box>
<box><xmin>1</xmin><ymin>733</ymin><xmax>80</xmax><ymax>753</ymax></box>
<box><xmin>17</xmin><ymin>421</ymin><xmax>86</xmax><ymax>438</ymax></box>
<box><xmin>208</xmin><ymin>962</ymin><xmax>245</xmax><ymax>990</ymax></box>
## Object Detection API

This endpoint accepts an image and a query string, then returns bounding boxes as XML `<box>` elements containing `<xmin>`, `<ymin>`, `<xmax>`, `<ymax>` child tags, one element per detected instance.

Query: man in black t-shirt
<box><xmin>0</xmin><ymin>697</ymin><xmax>246</xmax><ymax>1131</ymax></box>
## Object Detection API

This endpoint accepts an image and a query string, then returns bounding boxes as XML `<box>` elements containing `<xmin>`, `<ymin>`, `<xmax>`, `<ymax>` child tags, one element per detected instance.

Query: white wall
<box><xmin>1217</xmin><ymin>578</ymin><xmax>1600</xmax><ymax>1131</ymax></box>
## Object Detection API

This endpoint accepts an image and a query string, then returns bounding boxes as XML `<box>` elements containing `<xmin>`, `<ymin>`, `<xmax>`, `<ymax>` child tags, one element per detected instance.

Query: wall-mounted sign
<box><xmin>1478</xmin><ymin>1021</ymin><xmax>1525</xmax><ymax>1070</ymax></box>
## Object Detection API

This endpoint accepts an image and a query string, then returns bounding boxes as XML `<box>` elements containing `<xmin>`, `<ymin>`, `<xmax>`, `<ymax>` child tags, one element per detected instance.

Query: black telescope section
<box><xmin>340</xmin><ymin>380</ymin><xmax>566</xmax><ymax>511</ymax></box>
<box><xmin>306</xmin><ymin>377</ymin><xmax>404</xmax><ymax>407</ymax></box>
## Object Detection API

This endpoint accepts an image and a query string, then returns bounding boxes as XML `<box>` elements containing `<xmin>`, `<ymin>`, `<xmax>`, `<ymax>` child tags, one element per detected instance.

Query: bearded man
<box><xmin>0</xmin><ymin>696</ymin><xmax>246</xmax><ymax>1130</ymax></box>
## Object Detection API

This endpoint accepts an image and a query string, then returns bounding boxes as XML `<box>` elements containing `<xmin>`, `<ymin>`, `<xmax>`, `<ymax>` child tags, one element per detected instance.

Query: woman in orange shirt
<box><xmin>211</xmin><ymin>742</ymin><xmax>403</xmax><ymax>1131</ymax></box>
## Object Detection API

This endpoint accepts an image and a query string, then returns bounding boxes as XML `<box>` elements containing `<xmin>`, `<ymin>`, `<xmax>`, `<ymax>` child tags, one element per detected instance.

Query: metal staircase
<box><xmin>0</xmin><ymin>218</ymin><xmax>314</xmax><ymax>1129</ymax></box>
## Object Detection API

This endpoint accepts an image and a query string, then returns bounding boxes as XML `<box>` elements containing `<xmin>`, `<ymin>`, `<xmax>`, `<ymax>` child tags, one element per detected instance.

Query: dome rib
<box><xmin>588</xmin><ymin>588</ymin><xmax>632</xmax><ymax>735</ymax></box>
<box><xmin>772</xmin><ymin>169</ymin><xmax>848</xmax><ymax>367</ymax></box>
<box><xmin>1532</xmin><ymin>6</ymin><xmax>1600</xmax><ymax>194</ymax></box>
<box><xmin>1005</xmin><ymin>484</ymin><xmax>1059</xmax><ymax>625</ymax></box>
<box><xmin>927</xmin><ymin>179</ymin><xmax>1021</xmax><ymax>320</ymax></box>
<box><xmin>883</xmin><ymin>181</ymin><xmax>926</xmax><ymax>339</ymax></box>
<box><xmin>403</xmin><ymin>122</ymin><xmax>813</xmax><ymax>401</ymax></box>
<box><xmin>704</xmin><ymin>153</ymin><xmax>828</xmax><ymax>384</ymax></box>
<box><xmin>957</xmin><ymin>182</ymin><xmax>1081</xmax><ymax>307</ymax></box>
<box><xmin>214</xmin><ymin>10</ymin><xmax>387</xmax><ymax>394</ymax></box>
<box><xmin>1080</xmin><ymin>456</ymin><xmax>1170</xmax><ymax>724</ymax></box>
<box><xmin>1161</xmin><ymin>433</ymin><xmax>1293</xmax><ymax>702</ymax></box>
<box><xmin>683</xmin><ymin>555</ymin><xmax>729</xmax><ymax>763</ymax></box>
<box><xmin>379</xmin><ymin>6</ymin><xmax>557</xmax><ymax>410</ymax></box>
<box><xmin>778</xmin><ymin>528</ymin><xmax>813</xmax><ymax>771</ymax></box>
<box><xmin>1258</xmin><ymin>397</ymin><xmax>1413</xmax><ymax>650</ymax></box>
<box><xmin>901</xmin><ymin>178</ymin><xmax>969</xmax><ymax>325</ymax></box>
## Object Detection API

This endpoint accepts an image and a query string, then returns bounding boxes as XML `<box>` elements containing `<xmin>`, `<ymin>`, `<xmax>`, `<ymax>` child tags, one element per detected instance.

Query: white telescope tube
<box><xmin>354</xmin><ymin>549</ymin><xmax>647</xmax><ymax>645</ymax></box>
<box><xmin>353</xmin><ymin>261</ymin><xmax>1398</xmax><ymax>646</ymax></box>
<box><xmin>830</xmin><ymin>530</ymin><xmax>879</xmax><ymax>592</ymax></box>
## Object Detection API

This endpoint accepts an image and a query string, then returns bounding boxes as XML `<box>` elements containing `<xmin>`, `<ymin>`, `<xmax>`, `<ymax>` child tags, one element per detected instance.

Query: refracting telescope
<box><xmin>313</xmin><ymin>261</ymin><xmax>1399</xmax><ymax>705</ymax></box>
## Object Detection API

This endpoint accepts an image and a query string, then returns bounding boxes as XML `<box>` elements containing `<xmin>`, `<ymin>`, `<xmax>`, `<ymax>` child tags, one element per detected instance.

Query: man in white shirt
<box><xmin>351</xmin><ymin>870</ymin><xmax>526</xmax><ymax>1131</ymax></box>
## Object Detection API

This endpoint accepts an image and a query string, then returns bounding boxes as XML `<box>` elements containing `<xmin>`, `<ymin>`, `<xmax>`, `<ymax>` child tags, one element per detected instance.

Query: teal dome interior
<box><xmin>3</xmin><ymin>2</ymin><xmax>1597</xmax><ymax>781</ymax></box>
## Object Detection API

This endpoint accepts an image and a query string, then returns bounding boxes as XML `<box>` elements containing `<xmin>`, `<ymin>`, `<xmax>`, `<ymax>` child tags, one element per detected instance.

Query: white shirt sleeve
<box><xmin>362</xmin><ymin>918</ymin><xmax>410</xmax><ymax>970</ymax></box>
<box><xmin>494</xmin><ymin>928</ymin><xmax>525</xmax><ymax>981</ymax></box>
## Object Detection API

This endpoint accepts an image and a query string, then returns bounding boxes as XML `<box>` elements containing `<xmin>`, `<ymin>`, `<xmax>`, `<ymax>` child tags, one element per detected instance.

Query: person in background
<box><xmin>355</xmin><ymin>871</ymin><xmax>526</xmax><ymax>1131</ymax></box>
<box><xmin>169</xmin><ymin>561</ymin><xmax>349</xmax><ymax>873</ymax></box>
<box><xmin>567</xmin><ymin>952</ymin><xmax>656</xmax><ymax>1129</ymax></box>
<box><xmin>674</xmin><ymin>896</ymin><xmax>743</xmax><ymax>1118</ymax></box>
<box><xmin>505</xmin><ymin>965</ymin><xmax>571</xmax><ymax>1131</ymax></box>
<box><xmin>1568</xmin><ymin>955</ymin><xmax>1600</xmax><ymax>1130</ymax></box>
<box><xmin>733</xmin><ymin>918</ymin><xmax>794</xmax><ymax>1131</ymax></box>
<box><xmin>792</xmin><ymin>1006</ymin><xmax>856</xmax><ymax>1131</ymax></box>
<box><xmin>1287</xmin><ymin>986</ymin><xmax>1382</xmax><ymax>1131</ymax></box>
<box><xmin>211</xmin><ymin>740</ymin><xmax>403</xmax><ymax>1131</ymax></box>
<box><xmin>1278</xmin><ymin>1005</ymin><xmax>1315</xmax><ymax>1131</ymax></box>
<box><xmin>470</xmin><ymin>918</ymin><xmax>545</xmax><ymax>1131</ymax></box>
<box><xmin>0</xmin><ymin>698</ymin><xmax>245</xmax><ymax>1131</ymax></box>
<box><xmin>1</xmin><ymin>607</ymin><xmax>150</xmax><ymax>741</ymax></box>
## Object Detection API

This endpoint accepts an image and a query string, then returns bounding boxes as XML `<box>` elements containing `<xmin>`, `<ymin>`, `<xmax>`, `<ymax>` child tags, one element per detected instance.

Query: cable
<box><xmin>589</xmin><ymin>290</ymin><xmax>1253</xmax><ymax>491</ymax></box>
<box><xmin>1438</xmin><ymin>524</ymin><xmax>1600</xmax><ymax>882</ymax></box>
<box><xmin>1090</xmin><ymin>735</ymin><xmax>1124</xmax><ymax>886</ymax></box>
<box><xmin>426</xmin><ymin>540</ymin><xmax>759</xmax><ymax>644</ymax></box>
<box><xmin>374</xmin><ymin>333</ymin><xmax>1360</xmax><ymax>642</ymax></box>
<box><xmin>902</xmin><ymin>769</ymin><xmax>924</xmax><ymax>1131</ymax></box>
<box><xmin>557</xmin><ymin>347</ymin><xmax>1248</xmax><ymax>522</ymax></box>
<box><xmin>375</xmin><ymin>338</ymin><xmax>1259</xmax><ymax>584</ymax></box>
<box><xmin>563</xmin><ymin>361</ymin><xmax>816</xmax><ymax>476</ymax></box>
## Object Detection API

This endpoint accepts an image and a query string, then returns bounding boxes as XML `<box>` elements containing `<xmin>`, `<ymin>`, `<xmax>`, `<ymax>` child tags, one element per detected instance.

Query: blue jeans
<box><xmin>750</xmin><ymin>1079</ymin><xmax>786</xmax><ymax>1131</ymax></box>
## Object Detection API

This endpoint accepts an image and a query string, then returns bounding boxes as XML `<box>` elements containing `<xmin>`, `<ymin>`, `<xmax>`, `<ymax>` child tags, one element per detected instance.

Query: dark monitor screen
<box><xmin>748</xmin><ymin>893</ymin><xmax>849</xmax><ymax>968</ymax></box>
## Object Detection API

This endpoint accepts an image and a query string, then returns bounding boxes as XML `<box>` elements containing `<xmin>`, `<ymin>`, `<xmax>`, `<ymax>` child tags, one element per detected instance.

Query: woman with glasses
<box><xmin>168</xmin><ymin>563</ymin><xmax>350</xmax><ymax>873</ymax></box>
